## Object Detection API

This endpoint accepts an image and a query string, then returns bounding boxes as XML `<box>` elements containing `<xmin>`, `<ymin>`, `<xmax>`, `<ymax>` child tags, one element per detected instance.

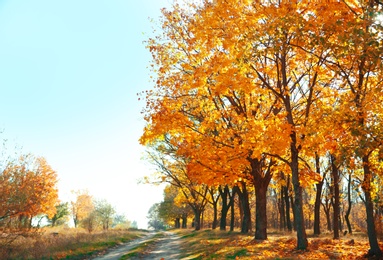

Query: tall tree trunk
<box><xmin>175</xmin><ymin>218</ymin><xmax>180</xmax><ymax>229</ymax></box>
<box><xmin>230</xmin><ymin>194</ymin><xmax>235</xmax><ymax>232</ymax></box>
<box><xmin>322</xmin><ymin>198</ymin><xmax>332</xmax><ymax>231</ymax></box>
<box><xmin>291</xmin><ymin>143</ymin><xmax>308</xmax><ymax>249</ymax></box>
<box><xmin>284</xmin><ymin>175</ymin><xmax>292</xmax><ymax>232</ymax></box>
<box><xmin>279</xmin><ymin>187</ymin><xmax>286</xmax><ymax>230</ymax></box>
<box><xmin>212</xmin><ymin>201</ymin><xmax>218</xmax><ymax>230</ymax></box>
<box><xmin>219</xmin><ymin>186</ymin><xmax>229</xmax><ymax>231</ymax></box>
<box><xmin>182</xmin><ymin>214</ymin><xmax>187</xmax><ymax>229</ymax></box>
<box><xmin>193</xmin><ymin>207</ymin><xmax>202</xmax><ymax>231</ymax></box>
<box><xmin>362</xmin><ymin>155</ymin><xmax>382</xmax><ymax>257</ymax></box>
<box><xmin>290</xmin><ymin>193</ymin><xmax>297</xmax><ymax>231</ymax></box>
<box><xmin>237</xmin><ymin>181</ymin><xmax>251</xmax><ymax>234</ymax></box>
<box><xmin>345</xmin><ymin>171</ymin><xmax>352</xmax><ymax>235</ymax></box>
<box><xmin>314</xmin><ymin>154</ymin><xmax>324</xmax><ymax>236</ymax></box>
<box><xmin>330</xmin><ymin>154</ymin><xmax>340</xmax><ymax>239</ymax></box>
<box><xmin>249</xmin><ymin>158</ymin><xmax>273</xmax><ymax>240</ymax></box>
<box><xmin>255</xmin><ymin>183</ymin><xmax>268</xmax><ymax>239</ymax></box>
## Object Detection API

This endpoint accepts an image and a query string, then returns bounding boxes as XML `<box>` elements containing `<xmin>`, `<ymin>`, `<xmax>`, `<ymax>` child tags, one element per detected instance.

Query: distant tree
<box><xmin>94</xmin><ymin>199</ymin><xmax>115</xmax><ymax>230</ymax></box>
<box><xmin>112</xmin><ymin>214</ymin><xmax>131</xmax><ymax>229</ymax></box>
<box><xmin>147</xmin><ymin>203</ymin><xmax>165</xmax><ymax>230</ymax></box>
<box><xmin>48</xmin><ymin>202</ymin><xmax>70</xmax><ymax>227</ymax></box>
<box><xmin>81</xmin><ymin>211</ymin><xmax>98</xmax><ymax>233</ymax></box>
<box><xmin>71</xmin><ymin>190</ymin><xmax>94</xmax><ymax>228</ymax></box>
<box><xmin>130</xmin><ymin>220</ymin><xmax>138</xmax><ymax>229</ymax></box>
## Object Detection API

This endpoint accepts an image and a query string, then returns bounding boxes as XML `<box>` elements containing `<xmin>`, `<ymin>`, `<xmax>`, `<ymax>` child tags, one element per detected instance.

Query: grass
<box><xmin>0</xmin><ymin>227</ymin><xmax>148</xmax><ymax>259</ymax></box>
<box><xmin>2</xmin><ymin>227</ymin><xmax>380</xmax><ymax>259</ymax></box>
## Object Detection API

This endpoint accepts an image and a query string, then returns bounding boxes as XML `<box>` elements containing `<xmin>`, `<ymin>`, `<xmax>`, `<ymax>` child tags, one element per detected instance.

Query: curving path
<box><xmin>137</xmin><ymin>231</ymin><xmax>182</xmax><ymax>259</ymax></box>
<box><xmin>92</xmin><ymin>233</ymin><xmax>155</xmax><ymax>260</ymax></box>
<box><xmin>92</xmin><ymin>231</ymin><xmax>182</xmax><ymax>260</ymax></box>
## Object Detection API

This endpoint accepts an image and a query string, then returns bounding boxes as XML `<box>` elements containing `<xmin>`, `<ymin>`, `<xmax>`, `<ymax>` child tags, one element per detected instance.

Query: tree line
<box><xmin>0</xmin><ymin>149</ymin><xmax>134</xmax><ymax>247</ymax></box>
<box><xmin>140</xmin><ymin>0</ymin><xmax>383</xmax><ymax>257</ymax></box>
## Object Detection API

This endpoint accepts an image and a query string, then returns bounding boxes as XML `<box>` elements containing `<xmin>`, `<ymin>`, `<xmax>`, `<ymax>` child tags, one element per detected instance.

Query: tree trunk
<box><xmin>290</xmin><ymin>193</ymin><xmax>297</xmax><ymax>231</ymax></box>
<box><xmin>230</xmin><ymin>188</ymin><xmax>236</xmax><ymax>232</ymax></box>
<box><xmin>362</xmin><ymin>155</ymin><xmax>382</xmax><ymax>257</ymax></box>
<box><xmin>212</xmin><ymin>201</ymin><xmax>218</xmax><ymax>230</ymax></box>
<box><xmin>291</xmin><ymin>143</ymin><xmax>308</xmax><ymax>249</ymax></box>
<box><xmin>175</xmin><ymin>218</ymin><xmax>180</xmax><ymax>229</ymax></box>
<box><xmin>284</xmin><ymin>175</ymin><xmax>292</xmax><ymax>232</ymax></box>
<box><xmin>193</xmin><ymin>207</ymin><xmax>202</xmax><ymax>231</ymax></box>
<box><xmin>219</xmin><ymin>185</ymin><xmax>232</xmax><ymax>231</ymax></box>
<box><xmin>345</xmin><ymin>171</ymin><xmax>352</xmax><ymax>235</ymax></box>
<box><xmin>255</xmin><ymin>183</ymin><xmax>268</xmax><ymax>239</ymax></box>
<box><xmin>314</xmin><ymin>154</ymin><xmax>324</xmax><ymax>236</ymax></box>
<box><xmin>330</xmin><ymin>154</ymin><xmax>340</xmax><ymax>239</ymax></box>
<box><xmin>279</xmin><ymin>187</ymin><xmax>286</xmax><ymax>230</ymax></box>
<box><xmin>237</xmin><ymin>182</ymin><xmax>251</xmax><ymax>234</ymax></box>
<box><xmin>249</xmin><ymin>158</ymin><xmax>273</xmax><ymax>240</ymax></box>
<box><xmin>182</xmin><ymin>214</ymin><xmax>187</xmax><ymax>229</ymax></box>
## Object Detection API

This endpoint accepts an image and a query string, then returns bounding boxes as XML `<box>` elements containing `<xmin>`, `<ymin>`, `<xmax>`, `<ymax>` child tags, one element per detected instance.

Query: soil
<box><xmin>92</xmin><ymin>231</ymin><xmax>182</xmax><ymax>260</ymax></box>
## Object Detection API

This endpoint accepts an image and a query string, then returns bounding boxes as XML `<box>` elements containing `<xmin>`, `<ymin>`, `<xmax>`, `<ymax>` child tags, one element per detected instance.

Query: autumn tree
<box><xmin>144</xmin><ymin>137</ymin><xmax>209</xmax><ymax>231</ymax></box>
<box><xmin>0</xmin><ymin>154</ymin><xmax>58</xmax><ymax>229</ymax></box>
<box><xmin>316</xmin><ymin>0</ymin><xmax>383</xmax><ymax>256</ymax></box>
<box><xmin>71</xmin><ymin>190</ymin><xmax>94</xmax><ymax>228</ymax></box>
<box><xmin>158</xmin><ymin>185</ymin><xmax>191</xmax><ymax>228</ymax></box>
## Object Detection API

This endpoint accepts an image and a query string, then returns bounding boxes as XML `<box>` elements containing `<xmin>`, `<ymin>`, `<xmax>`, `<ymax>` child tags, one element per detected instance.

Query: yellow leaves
<box><xmin>0</xmin><ymin>154</ymin><xmax>59</xmax><ymax>220</ymax></box>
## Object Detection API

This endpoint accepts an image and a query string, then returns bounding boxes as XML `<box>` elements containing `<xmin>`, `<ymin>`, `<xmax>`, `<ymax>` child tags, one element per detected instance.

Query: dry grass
<box><xmin>0</xmin><ymin>227</ymin><xmax>147</xmax><ymax>259</ymax></box>
<box><xmin>173</xmin><ymin>229</ymin><xmax>381</xmax><ymax>259</ymax></box>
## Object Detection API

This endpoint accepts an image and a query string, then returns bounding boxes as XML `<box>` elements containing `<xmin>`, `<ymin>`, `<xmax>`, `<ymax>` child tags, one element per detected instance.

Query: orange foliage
<box><xmin>0</xmin><ymin>154</ymin><xmax>58</xmax><ymax>222</ymax></box>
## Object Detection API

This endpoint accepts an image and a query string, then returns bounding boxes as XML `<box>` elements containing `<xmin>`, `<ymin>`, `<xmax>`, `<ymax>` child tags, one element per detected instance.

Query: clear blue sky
<box><xmin>0</xmin><ymin>0</ymin><xmax>170</xmax><ymax>228</ymax></box>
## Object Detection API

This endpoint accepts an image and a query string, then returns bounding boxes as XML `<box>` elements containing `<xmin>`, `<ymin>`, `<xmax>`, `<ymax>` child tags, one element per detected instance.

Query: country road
<box><xmin>92</xmin><ymin>231</ymin><xmax>182</xmax><ymax>260</ymax></box>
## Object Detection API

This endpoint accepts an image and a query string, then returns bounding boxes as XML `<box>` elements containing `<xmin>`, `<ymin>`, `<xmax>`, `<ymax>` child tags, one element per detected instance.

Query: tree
<box><xmin>112</xmin><ymin>214</ymin><xmax>131</xmax><ymax>229</ymax></box>
<box><xmin>0</xmin><ymin>154</ymin><xmax>58</xmax><ymax>229</ymax></box>
<box><xmin>71</xmin><ymin>190</ymin><xmax>94</xmax><ymax>228</ymax></box>
<box><xmin>147</xmin><ymin>203</ymin><xmax>166</xmax><ymax>230</ymax></box>
<box><xmin>158</xmin><ymin>185</ymin><xmax>191</xmax><ymax>228</ymax></box>
<box><xmin>48</xmin><ymin>202</ymin><xmax>70</xmax><ymax>227</ymax></box>
<box><xmin>94</xmin><ymin>199</ymin><xmax>115</xmax><ymax>230</ymax></box>
<box><xmin>319</xmin><ymin>1</ymin><xmax>383</xmax><ymax>256</ymax></box>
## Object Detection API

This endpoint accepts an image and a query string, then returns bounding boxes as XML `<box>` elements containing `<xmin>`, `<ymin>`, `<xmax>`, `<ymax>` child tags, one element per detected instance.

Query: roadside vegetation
<box><xmin>0</xmin><ymin>227</ymin><xmax>147</xmax><ymax>259</ymax></box>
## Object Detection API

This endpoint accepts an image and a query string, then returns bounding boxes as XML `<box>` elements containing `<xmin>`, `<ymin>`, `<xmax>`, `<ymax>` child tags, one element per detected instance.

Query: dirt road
<box><xmin>92</xmin><ymin>231</ymin><xmax>182</xmax><ymax>260</ymax></box>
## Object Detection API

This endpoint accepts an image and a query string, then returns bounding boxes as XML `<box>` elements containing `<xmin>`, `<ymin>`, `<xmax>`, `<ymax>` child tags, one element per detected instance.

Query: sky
<box><xmin>0</xmin><ymin>0</ymin><xmax>171</xmax><ymax>228</ymax></box>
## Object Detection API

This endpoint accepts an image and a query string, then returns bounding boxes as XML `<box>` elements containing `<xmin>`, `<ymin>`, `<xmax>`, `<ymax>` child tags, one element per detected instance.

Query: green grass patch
<box><xmin>226</xmin><ymin>248</ymin><xmax>248</xmax><ymax>259</ymax></box>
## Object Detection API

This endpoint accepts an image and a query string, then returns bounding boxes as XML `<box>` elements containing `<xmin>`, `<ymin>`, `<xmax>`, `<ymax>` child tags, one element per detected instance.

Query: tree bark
<box><xmin>330</xmin><ymin>154</ymin><xmax>340</xmax><ymax>239</ymax></box>
<box><xmin>249</xmin><ymin>158</ymin><xmax>273</xmax><ymax>240</ymax></box>
<box><xmin>314</xmin><ymin>154</ymin><xmax>324</xmax><ymax>236</ymax></box>
<box><xmin>230</xmin><ymin>192</ymin><xmax>235</xmax><ymax>232</ymax></box>
<box><xmin>193</xmin><ymin>207</ymin><xmax>202</xmax><ymax>231</ymax></box>
<box><xmin>291</xmin><ymin>142</ymin><xmax>308</xmax><ymax>249</ymax></box>
<box><xmin>182</xmin><ymin>214</ymin><xmax>187</xmax><ymax>228</ymax></box>
<box><xmin>237</xmin><ymin>181</ymin><xmax>251</xmax><ymax>234</ymax></box>
<box><xmin>283</xmin><ymin>175</ymin><xmax>292</xmax><ymax>232</ymax></box>
<box><xmin>345</xmin><ymin>171</ymin><xmax>352</xmax><ymax>235</ymax></box>
<box><xmin>219</xmin><ymin>185</ymin><xmax>233</xmax><ymax>231</ymax></box>
<box><xmin>279</xmin><ymin>187</ymin><xmax>286</xmax><ymax>230</ymax></box>
<box><xmin>175</xmin><ymin>218</ymin><xmax>180</xmax><ymax>229</ymax></box>
<box><xmin>255</xmin><ymin>184</ymin><xmax>268</xmax><ymax>239</ymax></box>
<box><xmin>362</xmin><ymin>155</ymin><xmax>382</xmax><ymax>257</ymax></box>
<box><xmin>290</xmin><ymin>193</ymin><xmax>297</xmax><ymax>231</ymax></box>
<box><xmin>322</xmin><ymin>198</ymin><xmax>332</xmax><ymax>232</ymax></box>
